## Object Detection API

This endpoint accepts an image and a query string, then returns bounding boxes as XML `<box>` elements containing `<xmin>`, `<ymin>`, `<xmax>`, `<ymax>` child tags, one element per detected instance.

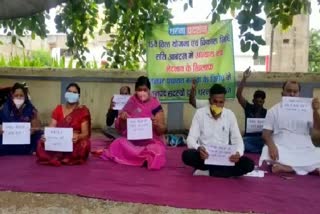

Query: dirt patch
<box><xmin>0</xmin><ymin>191</ymin><xmax>245</xmax><ymax>214</ymax></box>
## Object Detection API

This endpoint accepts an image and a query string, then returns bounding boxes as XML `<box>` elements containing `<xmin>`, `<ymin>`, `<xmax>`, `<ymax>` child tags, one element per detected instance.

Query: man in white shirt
<box><xmin>260</xmin><ymin>80</ymin><xmax>320</xmax><ymax>175</ymax></box>
<box><xmin>183</xmin><ymin>84</ymin><xmax>254</xmax><ymax>177</ymax></box>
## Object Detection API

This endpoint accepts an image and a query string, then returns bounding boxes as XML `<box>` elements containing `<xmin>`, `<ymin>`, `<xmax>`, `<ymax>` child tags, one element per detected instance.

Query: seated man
<box><xmin>259</xmin><ymin>80</ymin><xmax>320</xmax><ymax>175</ymax></box>
<box><xmin>182</xmin><ymin>84</ymin><xmax>254</xmax><ymax>177</ymax></box>
<box><xmin>103</xmin><ymin>86</ymin><xmax>131</xmax><ymax>139</ymax></box>
<box><xmin>236</xmin><ymin>68</ymin><xmax>267</xmax><ymax>153</ymax></box>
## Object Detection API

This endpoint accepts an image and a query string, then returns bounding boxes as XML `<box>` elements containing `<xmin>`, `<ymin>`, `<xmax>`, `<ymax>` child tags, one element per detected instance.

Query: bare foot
<box><xmin>271</xmin><ymin>163</ymin><xmax>294</xmax><ymax>174</ymax></box>
<box><xmin>61</xmin><ymin>158</ymin><xmax>70</xmax><ymax>164</ymax></box>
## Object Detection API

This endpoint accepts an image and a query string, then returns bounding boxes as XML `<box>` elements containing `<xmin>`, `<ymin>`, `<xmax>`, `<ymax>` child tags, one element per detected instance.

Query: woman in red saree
<box><xmin>36</xmin><ymin>83</ymin><xmax>91</xmax><ymax>166</ymax></box>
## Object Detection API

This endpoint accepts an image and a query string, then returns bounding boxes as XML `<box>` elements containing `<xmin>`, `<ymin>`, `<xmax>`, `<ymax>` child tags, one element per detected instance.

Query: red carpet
<box><xmin>0</xmin><ymin>137</ymin><xmax>319</xmax><ymax>214</ymax></box>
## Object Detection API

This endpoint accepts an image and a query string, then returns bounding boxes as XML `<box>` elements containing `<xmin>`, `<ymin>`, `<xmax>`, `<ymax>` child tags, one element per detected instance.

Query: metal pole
<box><xmin>269</xmin><ymin>27</ymin><xmax>274</xmax><ymax>73</ymax></box>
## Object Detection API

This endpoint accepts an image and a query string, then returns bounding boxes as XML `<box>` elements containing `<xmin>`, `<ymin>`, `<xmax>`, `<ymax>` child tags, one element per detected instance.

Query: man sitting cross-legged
<box><xmin>182</xmin><ymin>84</ymin><xmax>254</xmax><ymax>178</ymax></box>
<box><xmin>259</xmin><ymin>80</ymin><xmax>320</xmax><ymax>175</ymax></box>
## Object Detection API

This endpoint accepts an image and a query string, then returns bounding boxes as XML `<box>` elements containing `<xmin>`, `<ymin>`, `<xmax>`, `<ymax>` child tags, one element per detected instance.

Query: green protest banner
<box><xmin>146</xmin><ymin>20</ymin><xmax>235</xmax><ymax>102</ymax></box>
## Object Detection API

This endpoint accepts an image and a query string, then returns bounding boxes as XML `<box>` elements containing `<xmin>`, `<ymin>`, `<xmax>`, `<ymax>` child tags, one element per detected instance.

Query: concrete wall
<box><xmin>1</xmin><ymin>68</ymin><xmax>320</xmax><ymax>132</ymax></box>
<box><xmin>265</xmin><ymin>15</ymin><xmax>309</xmax><ymax>73</ymax></box>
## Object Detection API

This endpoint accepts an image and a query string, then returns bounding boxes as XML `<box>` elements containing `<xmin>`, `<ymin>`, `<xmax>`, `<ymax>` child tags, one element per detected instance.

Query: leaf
<box><xmin>239</xmin><ymin>25</ymin><xmax>248</xmax><ymax>34</ymax></box>
<box><xmin>244</xmin><ymin>32</ymin><xmax>255</xmax><ymax>41</ymax></box>
<box><xmin>217</xmin><ymin>2</ymin><xmax>226</xmax><ymax>14</ymax></box>
<box><xmin>18</xmin><ymin>39</ymin><xmax>25</xmax><ymax>48</ymax></box>
<box><xmin>31</xmin><ymin>32</ymin><xmax>36</xmax><ymax>40</ymax></box>
<box><xmin>251</xmin><ymin>43</ymin><xmax>259</xmax><ymax>53</ymax></box>
<box><xmin>11</xmin><ymin>35</ymin><xmax>16</xmax><ymax>44</ymax></box>
<box><xmin>264</xmin><ymin>1</ymin><xmax>273</xmax><ymax>14</ymax></box>
<box><xmin>251</xmin><ymin>16</ymin><xmax>266</xmax><ymax>31</ymax></box>
<box><xmin>68</xmin><ymin>57</ymin><xmax>74</xmax><ymax>69</ymax></box>
<box><xmin>183</xmin><ymin>3</ymin><xmax>188</xmax><ymax>11</ymax></box>
<box><xmin>76</xmin><ymin>61</ymin><xmax>81</xmax><ymax>68</ymax></box>
<box><xmin>236</xmin><ymin>10</ymin><xmax>251</xmax><ymax>25</ymax></box>
<box><xmin>279</xmin><ymin>14</ymin><xmax>293</xmax><ymax>30</ymax></box>
<box><xmin>251</xmin><ymin>0</ymin><xmax>261</xmax><ymax>14</ymax></box>
<box><xmin>189</xmin><ymin>0</ymin><xmax>193</xmax><ymax>8</ymax></box>
<box><xmin>222</xmin><ymin>0</ymin><xmax>230</xmax><ymax>10</ymax></box>
<box><xmin>0</xmin><ymin>41</ymin><xmax>3</xmax><ymax>45</ymax></box>
<box><xmin>211</xmin><ymin>0</ymin><xmax>217</xmax><ymax>9</ymax></box>
<box><xmin>211</xmin><ymin>13</ymin><xmax>220</xmax><ymax>24</ymax></box>
<box><xmin>240</xmin><ymin>39</ymin><xmax>251</xmax><ymax>52</ymax></box>
<box><xmin>254</xmin><ymin>36</ymin><xmax>266</xmax><ymax>45</ymax></box>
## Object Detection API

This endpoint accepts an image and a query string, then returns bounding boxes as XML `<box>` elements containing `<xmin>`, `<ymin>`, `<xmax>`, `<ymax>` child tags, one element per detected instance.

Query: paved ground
<box><xmin>0</xmin><ymin>191</ymin><xmax>244</xmax><ymax>214</ymax></box>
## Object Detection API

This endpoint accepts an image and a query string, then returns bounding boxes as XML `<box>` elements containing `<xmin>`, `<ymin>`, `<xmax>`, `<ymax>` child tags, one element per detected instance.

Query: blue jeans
<box><xmin>243</xmin><ymin>136</ymin><xmax>264</xmax><ymax>154</ymax></box>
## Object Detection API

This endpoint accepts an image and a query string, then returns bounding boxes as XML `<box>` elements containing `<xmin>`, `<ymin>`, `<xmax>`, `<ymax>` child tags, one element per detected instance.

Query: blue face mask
<box><xmin>65</xmin><ymin>92</ymin><xmax>79</xmax><ymax>103</ymax></box>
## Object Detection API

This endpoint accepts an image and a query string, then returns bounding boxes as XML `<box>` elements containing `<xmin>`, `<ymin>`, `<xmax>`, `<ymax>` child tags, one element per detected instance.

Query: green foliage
<box><xmin>54</xmin><ymin>0</ymin><xmax>99</xmax><ymax>67</ymax></box>
<box><xmin>309</xmin><ymin>29</ymin><xmax>320</xmax><ymax>73</ymax></box>
<box><xmin>0</xmin><ymin>0</ymin><xmax>316</xmax><ymax>68</ymax></box>
<box><xmin>0</xmin><ymin>52</ymin><xmax>59</xmax><ymax>68</ymax></box>
<box><xmin>210</xmin><ymin>0</ymin><xmax>312</xmax><ymax>59</ymax></box>
<box><xmin>30</xmin><ymin>50</ymin><xmax>53</xmax><ymax>67</ymax></box>
<box><xmin>102</xmin><ymin>0</ymin><xmax>173</xmax><ymax>70</ymax></box>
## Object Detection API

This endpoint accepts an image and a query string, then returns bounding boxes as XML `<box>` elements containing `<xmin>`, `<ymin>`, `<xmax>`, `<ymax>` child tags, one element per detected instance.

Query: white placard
<box><xmin>280</xmin><ymin>97</ymin><xmax>313</xmax><ymax>131</ymax></box>
<box><xmin>204</xmin><ymin>144</ymin><xmax>237</xmax><ymax>166</ymax></box>
<box><xmin>127</xmin><ymin>118</ymin><xmax>152</xmax><ymax>140</ymax></box>
<box><xmin>113</xmin><ymin>95</ymin><xmax>131</xmax><ymax>110</ymax></box>
<box><xmin>2</xmin><ymin>122</ymin><xmax>31</xmax><ymax>145</ymax></box>
<box><xmin>281</xmin><ymin>97</ymin><xmax>312</xmax><ymax>113</ymax></box>
<box><xmin>246</xmin><ymin>118</ymin><xmax>265</xmax><ymax>133</ymax></box>
<box><xmin>44</xmin><ymin>127</ymin><xmax>73</xmax><ymax>152</ymax></box>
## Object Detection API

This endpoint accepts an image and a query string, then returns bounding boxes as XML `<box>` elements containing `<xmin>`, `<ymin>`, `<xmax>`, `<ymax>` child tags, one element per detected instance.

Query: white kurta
<box><xmin>259</xmin><ymin>103</ymin><xmax>320</xmax><ymax>175</ymax></box>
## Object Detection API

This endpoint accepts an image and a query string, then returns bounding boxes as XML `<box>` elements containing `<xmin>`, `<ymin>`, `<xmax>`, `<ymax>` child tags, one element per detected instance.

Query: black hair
<box><xmin>11</xmin><ymin>82</ymin><xmax>28</xmax><ymax>97</ymax></box>
<box><xmin>253</xmin><ymin>90</ymin><xmax>266</xmax><ymax>100</ymax></box>
<box><xmin>66</xmin><ymin>82</ymin><xmax>81</xmax><ymax>94</ymax></box>
<box><xmin>209</xmin><ymin>84</ymin><xmax>227</xmax><ymax>96</ymax></box>
<box><xmin>135</xmin><ymin>76</ymin><xmax>151</xmax><ymax>90</ymax></box>
<box><xmin>121</xmin><ymin>86</ymin><xmax>131</xmax><ymax>94</ymax></box>
<box><xmin>282</xmin><ymin>80</ymin><xmax>301</xmax><ymax>92</ymax></box>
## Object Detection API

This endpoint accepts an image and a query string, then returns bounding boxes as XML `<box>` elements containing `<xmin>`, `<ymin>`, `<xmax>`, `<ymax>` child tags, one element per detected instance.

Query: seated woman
<box><xmin>36</xmin><ymin>83</ymin><xmax>91</xmax><ymax>166</ymax></box>
<box><xmin>101</xmin><ymin>76</ymin><xmax>167</xmax><ymax>170</ymax></box>
<box><xmin>0</xmin><ymin>83</ymin><xmax>42</xmax><ymax>155</ymax></box>
<box><xmin>103</xmin><ymin>85</ymin><xmax>131</xmax><ymax>139</ymax></box>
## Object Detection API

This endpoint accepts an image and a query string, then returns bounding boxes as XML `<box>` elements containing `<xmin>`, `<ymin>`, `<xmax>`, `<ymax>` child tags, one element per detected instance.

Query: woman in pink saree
<box><xmin>101</xmin><ymin>76</ymin><xmax>167</xmax><ymax>170</ymax></box>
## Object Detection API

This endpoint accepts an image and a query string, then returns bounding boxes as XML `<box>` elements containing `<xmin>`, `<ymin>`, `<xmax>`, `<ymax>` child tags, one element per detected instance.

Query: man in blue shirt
<box><xmin>236</xmin><ymin>68</ymin><xmax>267</xmax><ymax>153</ymax></box>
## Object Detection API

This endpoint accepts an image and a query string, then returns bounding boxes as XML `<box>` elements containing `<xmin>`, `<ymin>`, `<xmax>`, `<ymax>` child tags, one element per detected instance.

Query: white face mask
<box><xmin>13</xmin><ymin>98</ymin><xmax>25</xmax><ymax>109</ymax></box>
<box><xmin>65</xmin><ymin>92</ymin><xmax>80</xmax><ymax>104</ymax></box>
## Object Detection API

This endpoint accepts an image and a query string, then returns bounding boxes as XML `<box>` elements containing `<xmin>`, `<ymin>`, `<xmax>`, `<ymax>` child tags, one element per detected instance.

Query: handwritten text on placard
<box><xmin>113</xmin><ymin>95</ymin><xmax>131</xmax><ymax>110</ymax></box>
<box><xmin>44</xmin><ymin>127</ymin><xmax>73</xmax><ymax>152</ymax></box>
<box><xmin>127</xmin><ymin>118</ymin><xmax>153</xmax><ymax>140</ymax></box>
<box><xmin>246</xmin><ymin>118</ymin><xmax>265</xmax><ymax>133</ymax></box>
<box><xmin>204</xmin><ymin>144</ymin><xmax>237</xmax><ymax>166</ymax></box>
<box><xmin>2</xmin><ymin>122</ymin><xmax>30</xmax><ymax>145</ymax></box>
